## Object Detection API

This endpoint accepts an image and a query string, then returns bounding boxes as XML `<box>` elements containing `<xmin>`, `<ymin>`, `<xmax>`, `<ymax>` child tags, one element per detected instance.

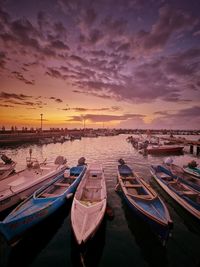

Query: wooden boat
<box><xmin>0</xmin><ymin>164</ymin><xmax>86</xmax><ymax>243</ymax></box>
<box><xmin>0</xmin><ymin>155</ymin><xmax>16</xmax><ymax>181</ymax></box>
<box><xmin>183</xmin><ymin>166</ymin><xmax>200</xmax><ymax>178</ymax></box>
<box><xmin>146</xmin><ymin>145</ymin><xmax>184</xmax><ymax>155</ymax></box>
<box><xmin>150</xmin><ymin>164</ymin><xmax>200</xmax><ymax>221</ymax></box>
<box><xmin>71</xmin><ymin>163</ymin><xmax>107</xmax><ymax>245</ymax></box>
<box><xmin>117</xmin><ymin>160</ymin><xmax>173</xmax><ymax>245</ymax></box>
<box><xmin>0</xmin><ymin>154</ymin><xmax>68</xmax><ymax>213</ymax></box>
<box><xmin>163</xmin><ymin>162</ymin><xmax>200</xmax><ymax>192</ymax></box>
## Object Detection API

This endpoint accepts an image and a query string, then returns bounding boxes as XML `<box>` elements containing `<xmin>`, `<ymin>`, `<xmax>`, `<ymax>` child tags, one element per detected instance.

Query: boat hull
<box><xmin>0</xmin><ymin>166</ymin><xmax>67</xmax><ymax>213</ymax></box>
<box><xmin>0</xmin><ymin>165</ymin><xmax>86</xmax><ymax>243</ymax></box>
<box><xmin>71</xmin><ymin>198</ymin><xmax>106</xmax><ymax>245</ymax></box>
<box><xmin>0</xmin><ymin>198</ymin><xmax>63</xmax><ymax>242</ymax></box>
<box><xmin>120</xmin><ymin>186</ymin><xmax>172</xmax><ymax>243</ymax></box>
<box><xmin>117</xmin><ymin>163</ymin><xmax>172</xmax><ymax>244</ymax></box>
<box><xmin>150</xmin><ymin>166</ymin><xmax>200</xmax><ymax>221</ymax></box>
<box><xmin>71</xmin><ymin>164</ymin><xmax>107</xmax><ymax>245</ymax></box>
<box><xmin>147</xmin><ymin>146</ymin><xmax>184</xmax><ymax>155</ymax></box>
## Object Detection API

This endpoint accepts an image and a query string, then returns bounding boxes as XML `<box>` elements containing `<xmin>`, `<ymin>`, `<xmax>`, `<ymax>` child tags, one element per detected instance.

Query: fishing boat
<box><xmin>182</xmin><ymin>160</ymin><xmax>200</xmax><ymax>178</ymax></box>
<box><xmin>183</xmin><ymin>166</ymin><xmax>200</xmax><ymax>178</ymax></box>
<box><xmin>71</xmin><ymin>163</ymin><xmax>107</xmax><ymax>245</ymax></box>
<box><xmin>150</xmin><ymin>164</ymin><xmax>200</xmax><ymax>221</ymax></box>
<box><xmin>146</xmin><ymin>145</ymin><xmax>184</xmax><ymax>155</ymax></box>
<box><xmin>0</xmin><ymin>150</ymin><xmax>68</xmax><ymax>213</ymax></box>
<box><xmin>162</xmin><ymin>158</ymin><xmax>200</xmax><ymax>192</ymax></box>
<box><xmin>0</xmin><ymin>155</ymin><xmax>16</xmax><ymax>181</ymax></box>
<box><xmin>0</xmin><ymin>163</ymin><xmax>86</xmax><ymax>243</ymax></box>
<box><xmin>116</xmin><ymin>159</ymin><xmax>173</xmax><ymax>245</ymax></box>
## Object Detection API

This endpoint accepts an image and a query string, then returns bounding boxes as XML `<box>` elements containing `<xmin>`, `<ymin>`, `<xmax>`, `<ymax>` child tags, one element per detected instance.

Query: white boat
<box><xmin>183</xmin><ymin>166</ymin><xmax>200</xmax><ymax>178</ymax></box>
<box><xmin>0</xmin><ymin>155</ymin><xmax>16</xmax><ymax>181</ymax></box>
<box><xmin>0</xmin><ymin>154</ymin><xmax>68</xmax><ymax>213</ymax></box>
<box><xmin>71</xmin><ymin>163</ymin><xmax>107</xmax><ymax>245</ymax></box>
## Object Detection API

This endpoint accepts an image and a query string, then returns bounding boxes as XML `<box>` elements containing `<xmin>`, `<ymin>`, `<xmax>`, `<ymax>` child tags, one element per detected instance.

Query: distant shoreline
<box><xmin>0</xmin><ymin>129</ymin><xmax>199</xmax><ymax>146</ymax></box>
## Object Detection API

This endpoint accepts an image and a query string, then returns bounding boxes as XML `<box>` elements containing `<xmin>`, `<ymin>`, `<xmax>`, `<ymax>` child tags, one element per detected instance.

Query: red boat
<box><xmin>147</xmin><ymin>145</ymin><xmax>184</xmax><ymax>155</ymax></box>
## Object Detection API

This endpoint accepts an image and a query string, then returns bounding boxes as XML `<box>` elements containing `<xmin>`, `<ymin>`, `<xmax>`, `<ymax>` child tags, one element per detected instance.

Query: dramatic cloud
<box><xmin>0</xmin><ymin>91</ymin><xmax>46</xmax><ymax>108</ymax></box>
<box><xmin>12</xmin><ymin>71</ymin><xmax>35</xmax><ymax>85</ymax></box>
<box><xmin>66</xmin><ymin>113</ymin><xmax>145</xmax><ymax>123</ymax></box>
<box><xmin>0</xmin><ymin>0</ymin><xmax>199</xmax><ymax>129</ymax></box>
<box><xmin>0</xmin><ymin>51</ymin><xmax>8</xmax><ymax>68</ymax></box>
<box><xmin>62</xmin><ymin>106</ymin><xmax>121</xmax><ymax>112</ymax></box>
<box><xmin>49</xmin><ymin>97</ymin><xmax>63</xmax><ymax>103</ymax></box>
<box><xmin>133</xmin><ymin>4</ymin><xmax>198</xmax><ymax>53</ymax></box>
<box><xmin>151</xmin><ymin>106</ymin><xmax>200</xmax><ymax>130</ymax></box>
<box><xmin>0</xmin><ymin>91</ymin><xmax>32</xmax><ymax>100</ymax></box>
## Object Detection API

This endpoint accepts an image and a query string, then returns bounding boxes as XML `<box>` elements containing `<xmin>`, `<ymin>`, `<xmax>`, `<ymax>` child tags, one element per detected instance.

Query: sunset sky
<box><xmin>0</xmin><ymin>0</ymin><xmax>200</xmax><ymax>130</ymax></box>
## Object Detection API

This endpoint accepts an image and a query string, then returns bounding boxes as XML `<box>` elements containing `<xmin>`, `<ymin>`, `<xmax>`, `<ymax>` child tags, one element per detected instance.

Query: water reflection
<box><xmin>0</xmin><ymin>202</ymin><xmax>72</xmax><ymax>267</ymax></box>
<box><xmin>0</xmin><ymin>135</ymin><xmax>200</xmax><ymax>267</ymax></box>
<box><xmin>70</xmin><ymin>219</ymin><xmax>106</xmax><ymax>267</ymax></box>
<box><xmin>119</xmin><ymin>195</ymin><xmax>168</xmax><ymax>267</ymax></box>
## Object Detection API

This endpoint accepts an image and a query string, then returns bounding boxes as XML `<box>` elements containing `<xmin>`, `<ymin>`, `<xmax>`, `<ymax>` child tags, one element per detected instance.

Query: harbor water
<box><xmin>0</xmin><ymin>134</ymin><xmax>200</xmax><ymax>267</ymax></box>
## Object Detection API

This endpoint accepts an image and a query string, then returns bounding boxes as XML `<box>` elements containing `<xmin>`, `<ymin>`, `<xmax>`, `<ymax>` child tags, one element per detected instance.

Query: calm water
<box><xmin>0</xmin><ymin>134</ymin><xmax>200</xmax><ymax>267</ymax></box>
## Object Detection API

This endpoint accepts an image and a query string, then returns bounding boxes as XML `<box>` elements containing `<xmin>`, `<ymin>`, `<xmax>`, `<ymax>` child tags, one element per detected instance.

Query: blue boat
<box><xmin>116</xmin><ymin>160</ymin><xmax>173</xmax><ymax>245</ymax></box>
<box><xmin>150</xmin><ymin>164</ymin><xmax>200</xmax><ymax>221</ymax></box>
<box><xmin>0</xmin><ymin>164</ymin><xmax>86</xmax><ymax>244</ymax></box>
<box><xmin>162</xmin><ymin>162</ymin><xmax>200</xmax><ymax>192</ymax></box>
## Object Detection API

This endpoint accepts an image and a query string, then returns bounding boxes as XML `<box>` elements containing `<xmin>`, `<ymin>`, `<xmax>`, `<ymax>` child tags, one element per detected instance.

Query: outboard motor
<box><xmin>118</xmin><ymin>158</ymin><xmax>125</xmax><ymax>165</ymax></box>
<box><xmin>1</xmin><ymin>154</ymin><xmax>12</xmax><ymax>164</ymax></box>
<box><xmin>54</xmin><ymin>156</ymin><xmax>67</xmax><ymax>165</ymax></box>
<box><xmin>188</xmin><ymin>160</ymin><xmax>198</xmax><ymax>168</ymax></box>
<box><xmin>78</xmin><ymin>157</ymin><xmax>86</xmax><ymax>166</ymax></box>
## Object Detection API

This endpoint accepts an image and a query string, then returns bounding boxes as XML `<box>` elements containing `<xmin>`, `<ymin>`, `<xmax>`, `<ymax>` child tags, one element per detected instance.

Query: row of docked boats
<box><xmin>0</xmin><ymin>152</ymin><xmax>200</xmax><ymax>248</ymax></box>
<box><xmin>0</xmin><ymin>156</ymin><xmax>107</xmax><ymax>246</ymax></box>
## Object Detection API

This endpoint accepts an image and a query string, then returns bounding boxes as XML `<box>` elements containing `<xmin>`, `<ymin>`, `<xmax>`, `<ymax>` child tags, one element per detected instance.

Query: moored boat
<box><xmin>0</xmin><ymin>163</ymin><xmax>86</xmax><ymax>243</ymax></box>
<box><xmin>162</xmin><ymin>158</ymin><xmax>200</xmax><ymax>192</ymax></box>
<box><xmin>71</xmin><ymin>163</ymin><xmax>107</xmax><ymax>245</ymax></box>
<box><xmin>146</xmin><ymin>145</ymin><xmax>184</xmax><ymax>155</ymax></box>
<box><xmin>183</xmin><ymin>166</ymin><xmax>200</xmax><ymax>178</ymax></box>
<box><xmin>116</xmin><ymin>159</ymin><xmax>173</xmax><ymax>245</ymax></box>
<box><xmin>150</xmin><ymin>164</ymin><xmax>200</xmax><ymax>221</ymax></box>
<box><xmin>0</xmin><ymin>152</ymin><xmax>68</xmax><ymax>213</ymax></box>
<box><xmin>183</xmin><ymin>160</ymin><xmax>200</xmax><ymax>178</ymax></box>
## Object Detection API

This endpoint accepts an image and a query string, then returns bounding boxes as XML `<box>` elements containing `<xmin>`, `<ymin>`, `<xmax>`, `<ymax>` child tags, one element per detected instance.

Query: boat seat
<box><xmin>168</xmin><ymin>181</ymin><xmax>177</xmax><ymax>184</ymax></box>
<box><xmin>121</xmin><ymin>176</ymin><xmax>135</xmax><ymax>180</ymax></box>
<box><xmin>41</xmin><ymin>192</ymin><xmax>57</xmax><ymax>198</ymax></box>
<box><xmin>55</xmin><ymin>182</ymin><xmax>69</xmax><ymax>187</ymax></box>
<box><xmin>133</xmin><ymin>194</ymin><xmax>152</xmax><ymax>199</ymax></box>
<box><xmin>127</xmin><ymin>193</ymin><xmax>151</xmax><ymax>199</ymax></box>
<box><xmin>124</xmin><ymin>184</ymin><xmax>142</xmax><ymax>188</ymax></box>
<box><xmin>138</xmin><ymin>194</ymin><xmax>152</xmax><ymax>199</ymax></box>
<box><xmin>85</xmin><ymin>186</ymin><xmax>102</xmax><ymax>189</ymax></box>
<box><xmin>183</xmin><ymin>191</ymin><xmax>198</xmax><ymax>196</ymax></box>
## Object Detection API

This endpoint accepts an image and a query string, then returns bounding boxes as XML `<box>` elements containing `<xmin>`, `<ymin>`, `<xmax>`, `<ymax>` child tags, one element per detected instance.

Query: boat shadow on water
<box><xmin>70</xmin><ymin>218</ymin><xmax>106</xmax><ymax>267</ymax></box>
<box><xmin>0</xmin><ymin>201</ymin><xmax>72</xmax><ymax>267</ymax></box>
<box><xmin>118</xmin><ymin>191</ymin><xmax>169</xmax><ymax>267</ymax></box>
